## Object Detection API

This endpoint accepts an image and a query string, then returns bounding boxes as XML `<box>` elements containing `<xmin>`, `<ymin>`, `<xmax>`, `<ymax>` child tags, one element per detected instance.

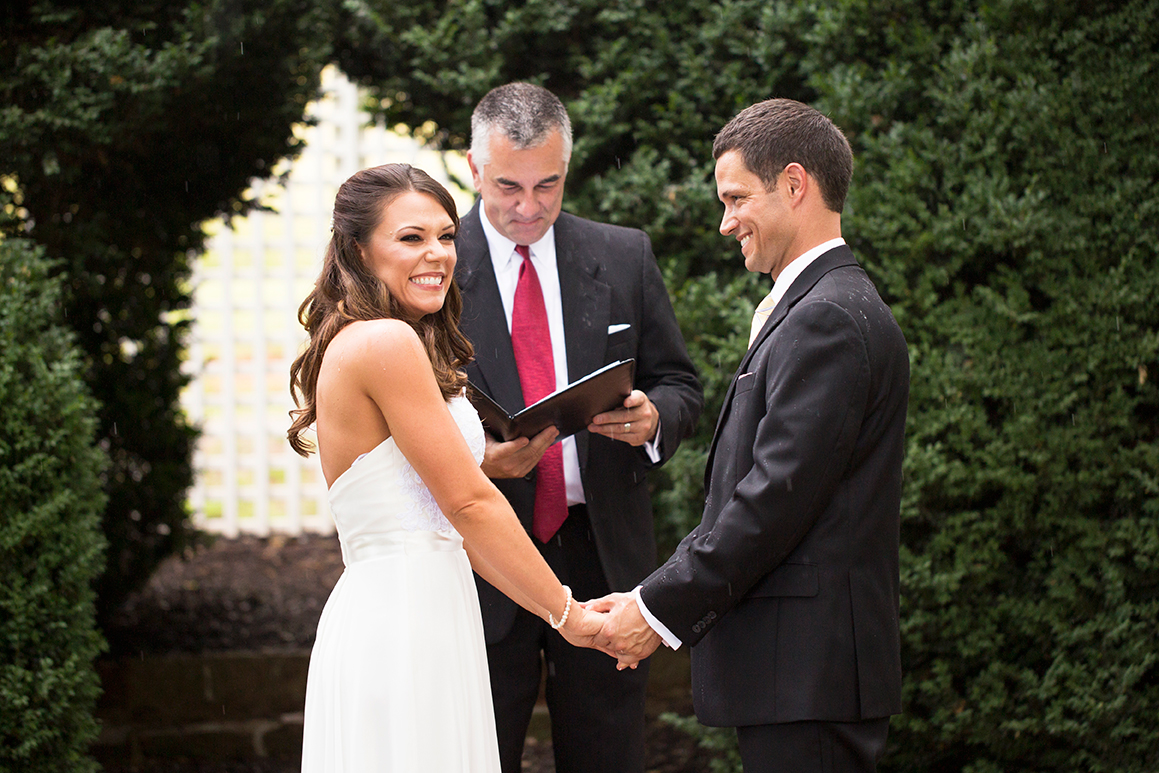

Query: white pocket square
<box><xmin>607</xmin><ymin>323</ymin><xmax>631</xmax><ymax>334</ymax></box>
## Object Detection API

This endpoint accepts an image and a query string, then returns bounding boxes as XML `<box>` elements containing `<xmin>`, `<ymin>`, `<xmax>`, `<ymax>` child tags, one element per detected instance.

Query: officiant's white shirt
<box><xmin>480</xmin><ymin>207</ymin><xmax>660</xmax><ymax>508</ymax></box>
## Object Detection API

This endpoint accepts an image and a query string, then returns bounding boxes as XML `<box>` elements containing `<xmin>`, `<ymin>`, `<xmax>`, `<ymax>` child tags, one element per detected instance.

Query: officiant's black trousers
<box><xmin>486</xmin><ymin>504</ymin><xmax>650</xmax><ymax>773</ymax></box>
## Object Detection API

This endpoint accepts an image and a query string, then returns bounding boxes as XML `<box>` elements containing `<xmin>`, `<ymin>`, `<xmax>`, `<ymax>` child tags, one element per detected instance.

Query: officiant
<box><xmin>453</xmin><ymin>82</ymin><xmax>703</xmax><ymax>773</ymax></box>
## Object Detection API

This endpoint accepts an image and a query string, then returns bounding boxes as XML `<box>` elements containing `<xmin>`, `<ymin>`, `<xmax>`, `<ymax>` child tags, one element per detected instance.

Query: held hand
<box><xmin>558</xmin><ymin>604</ymin><xmax>611</xmax><ymax>653</ymax></box>
<box><xmin>587</xmin><ymin>592</ymin><xmax>662</xmax><ymax>670</ymax></box>
<box><xmin>480</xmin><ymin>425</ymin><xmax>559</xmax><ymax>479</ymax></box>
<box><xmin>588</xmin><ymin>390</ymin><xmax>659</xmax><ymax>447</ymax></box>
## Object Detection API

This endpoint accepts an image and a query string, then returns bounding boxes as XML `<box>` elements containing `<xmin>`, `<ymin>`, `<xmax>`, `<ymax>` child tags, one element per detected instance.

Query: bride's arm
<box><xmin>464</xmin><ymin>543</ymin><xmax>607</xmax><ymax>651</ymax></box>
<box><xmin>461</xmin><ymin>544</ymin><xmax>537</xmax><ymax>616</ymax></box>
<box><xmin>346</xmin><ymin>320</ymin><xmax>605</xmax><ymax>643</ymax></box>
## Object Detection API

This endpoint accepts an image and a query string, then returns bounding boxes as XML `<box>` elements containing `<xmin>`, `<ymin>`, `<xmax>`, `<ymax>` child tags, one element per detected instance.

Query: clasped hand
<box><xmin>554</xmin><ymin>593</ymin><xmax>662</xmax><ymax>670</ymax></box>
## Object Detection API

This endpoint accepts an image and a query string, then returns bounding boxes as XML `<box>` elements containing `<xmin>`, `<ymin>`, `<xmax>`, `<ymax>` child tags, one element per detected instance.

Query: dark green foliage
<box><xmin>0</xmin><ymin>240</ymin><xmax>107</xmax><ymax>773</ymax></box>
<box><xmin>660</xmin><ymin>712</ymin><xmax>742</xmax><ymax>773</ymax></box>
<box><xmin>336</xmin><ymin>0</ymin><xmax>818</xmax><ymax>282</ymax></box>
<box><xmin>0</xmin><ymin>0</ymin><xmax>335</xmax><ymax>622</ymax></box>
<box><xmin>342</xmin><ymin>0</ymin><xmax>1159</xmax><ymax>769</ymax></box>
<box><xmin>652</xmin><ymin>269</ymin><xmax>763</xmax><ymax>553</ymax></box>
<box><xmin>823</xmin><ymin>2</ymin><xmax>1159</xmax><ymax>769</ymax></box>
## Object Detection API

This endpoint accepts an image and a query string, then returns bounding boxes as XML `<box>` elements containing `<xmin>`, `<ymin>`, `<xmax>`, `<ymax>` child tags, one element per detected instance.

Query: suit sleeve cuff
<box><xmin>642</xmin><ymin>417</ymin><xmax>662</xmax><ymax>463</ymax></box>
<box><xmin>632</xmin><ymin>586</ymin><xmax>682</xmax><ymax>650</ymax></box>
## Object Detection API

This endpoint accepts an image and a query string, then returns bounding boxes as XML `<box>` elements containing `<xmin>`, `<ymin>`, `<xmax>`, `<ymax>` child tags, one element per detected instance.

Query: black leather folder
<box><xmin>468</xmin><ymin>359</ymin><xmax>636</xmax><ymax>442</ymax></box>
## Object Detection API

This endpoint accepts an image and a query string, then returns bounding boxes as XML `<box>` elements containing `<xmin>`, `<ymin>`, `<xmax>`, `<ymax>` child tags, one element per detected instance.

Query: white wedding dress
<box><xmin>301</xmin><ymin>394</ymin><xmax>501</xmax><ymax>772</ymax></box>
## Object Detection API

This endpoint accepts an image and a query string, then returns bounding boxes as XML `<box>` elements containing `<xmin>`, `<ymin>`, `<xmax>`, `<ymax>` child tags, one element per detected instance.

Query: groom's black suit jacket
<box><xmin>641</xmin><ymin>245</ymin><xmax>909</xmax><ymax>727</ymax></box>
<box><xmin>455</xmin><ymin>201</ymin><xmax>703</xmax><ymax>643</ymax></box>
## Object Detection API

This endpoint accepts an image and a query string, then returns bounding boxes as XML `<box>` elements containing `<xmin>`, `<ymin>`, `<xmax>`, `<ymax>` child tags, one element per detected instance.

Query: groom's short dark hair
<box><xmin>714</xmin><ymin>99</ymin><xmax>853</xmax><ymax>213</ymax></box>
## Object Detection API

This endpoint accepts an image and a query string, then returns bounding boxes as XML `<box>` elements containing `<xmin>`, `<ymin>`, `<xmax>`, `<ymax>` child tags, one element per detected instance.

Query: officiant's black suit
<box><xmin>640</xmin><ymin>245</ymin><xmax>908</xmax><ymax>766</ymax></box>
<box><xmin>456</xmin><ymin>200</ymin><xmax>703</xmax><ymax>772</ymax></box>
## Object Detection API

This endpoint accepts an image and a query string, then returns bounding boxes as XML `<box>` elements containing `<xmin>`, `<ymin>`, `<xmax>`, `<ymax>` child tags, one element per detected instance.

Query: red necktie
<box><xmin>511</xmin><ymin>245</ymin><xmax>568</xmax><ymax>543</ymax></box>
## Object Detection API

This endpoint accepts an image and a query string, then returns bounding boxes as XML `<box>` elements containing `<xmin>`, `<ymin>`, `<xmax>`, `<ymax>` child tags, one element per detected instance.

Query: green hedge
<box><xmin>0</xmin><ymin>240</ymin><xmax>107</xmax><ymax>773</ymax></box>
<box><xmin>825</xmin><ymin>2</ymin><xmax>1159</xmax><ymax>769</ymax></box>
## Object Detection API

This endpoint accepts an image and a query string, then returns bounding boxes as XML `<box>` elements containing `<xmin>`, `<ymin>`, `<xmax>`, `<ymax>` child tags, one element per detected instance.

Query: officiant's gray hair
<box><xmin>470</xmin><ymin>82</ymin><xmax>573</xmax><ymax>167</ymax></box>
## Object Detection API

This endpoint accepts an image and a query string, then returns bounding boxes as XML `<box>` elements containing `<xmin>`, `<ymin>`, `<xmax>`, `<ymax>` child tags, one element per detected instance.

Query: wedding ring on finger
<box><xmin>625</xmin><ymin>422</ymin><xmax>631</xmax><ymax>433</ymax></box>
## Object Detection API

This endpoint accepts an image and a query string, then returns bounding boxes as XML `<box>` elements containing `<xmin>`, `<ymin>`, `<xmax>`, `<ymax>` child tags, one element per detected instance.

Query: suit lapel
<box><xmin>555</xmin><ymin>214</ymin><xmax>611</xmax><ymax>382</ymax></box>
<box><xmin>554</xmin><ymin>213</ymin><xmax>611</xmax><ymax>468</ymax></box>
<box><xmin>702</xmin><ymin>245</ymin><xmax>859</xmax><ymax>488</ymax></box>
<box><xmin>457</xmin><ymin>203</ymin><xmax>526</xmax><ymax>411</ymax></box>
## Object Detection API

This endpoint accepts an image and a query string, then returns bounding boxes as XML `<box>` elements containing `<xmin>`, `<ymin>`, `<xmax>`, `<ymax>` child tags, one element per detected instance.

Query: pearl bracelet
<box><xmin>549</xmin><ymin>585</ymin><xmax>573</xmax><ymax>630</ymax></box>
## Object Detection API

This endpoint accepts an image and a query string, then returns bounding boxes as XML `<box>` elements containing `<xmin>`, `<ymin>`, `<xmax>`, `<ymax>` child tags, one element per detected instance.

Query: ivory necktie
<box><xmin>511</xmin><ymin>245</ymin><xmax>568</xmax><ymax>542</ymax></box>
<box><xmin>748</xmin><ymin>287</ymin><xmax>779</xmax><ymax>347</ymax></box>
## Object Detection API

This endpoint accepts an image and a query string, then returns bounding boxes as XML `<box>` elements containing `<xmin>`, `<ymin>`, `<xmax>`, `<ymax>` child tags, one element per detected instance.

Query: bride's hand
<box><xmin>558</xmin><ymin>604</ymin><xmax>611</xmax><ymax>653</ymax></box>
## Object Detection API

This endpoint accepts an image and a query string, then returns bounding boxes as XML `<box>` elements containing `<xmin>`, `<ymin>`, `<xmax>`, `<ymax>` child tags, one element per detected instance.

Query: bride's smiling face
<box><xmin>358</xmin><ymin>191</ymin><xmax>458</xmax><ymax>320</ymax></box>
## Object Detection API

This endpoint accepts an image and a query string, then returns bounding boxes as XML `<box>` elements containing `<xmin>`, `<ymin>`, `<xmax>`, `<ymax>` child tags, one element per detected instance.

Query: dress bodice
<box><xmin>326</xmin><ymin>394</ymin><xmax>485</xmax><ymax>565</ymax></box>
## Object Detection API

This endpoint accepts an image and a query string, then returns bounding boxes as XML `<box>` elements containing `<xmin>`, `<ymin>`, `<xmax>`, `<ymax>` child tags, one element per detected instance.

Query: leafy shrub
<box><xmin>0</xmin><ymin>0</ymin><xmax>336</xmax><ymax>624</ymax></box>
<box><xmin>0</xmin><ymin>240</ymin><xmax>107</xmax><ymax>773</ymax></box>
<box><xmin>820</xmin><ymin>2</ymin><xmax>1159</xmax><ymax>769</ymax></box>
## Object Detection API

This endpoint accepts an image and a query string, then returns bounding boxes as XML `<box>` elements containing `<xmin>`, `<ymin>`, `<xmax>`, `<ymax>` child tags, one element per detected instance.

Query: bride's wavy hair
<box><xmin>288</xmin><ymin>164</ymin><xmax>473</xmax><ymax>457</ymax></box>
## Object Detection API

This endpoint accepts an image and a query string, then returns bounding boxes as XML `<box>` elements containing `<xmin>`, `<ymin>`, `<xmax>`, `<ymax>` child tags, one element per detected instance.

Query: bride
<box><xmin>287</xmin><ymin>164</ymin><xmax>606</xmax><ymax>771</ymax></box>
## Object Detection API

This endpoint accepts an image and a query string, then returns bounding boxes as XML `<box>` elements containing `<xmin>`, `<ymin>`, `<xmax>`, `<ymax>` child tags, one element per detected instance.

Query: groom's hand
<box><xmin>480</xmin><ymin>426</ymin><xmax>559</xmax><ymax>479</ymax></box>
<box><xmin>586</xmin><ymin>592</ymin><xmax>662</xmax><ymax>670</ymax></box>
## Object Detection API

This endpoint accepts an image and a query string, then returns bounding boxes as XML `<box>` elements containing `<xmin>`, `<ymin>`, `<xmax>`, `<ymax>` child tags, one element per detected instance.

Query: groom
<box><xmin>596</xmin><ymin>99</ymin><xmax>910</xmax><ymax>772</ymax></box>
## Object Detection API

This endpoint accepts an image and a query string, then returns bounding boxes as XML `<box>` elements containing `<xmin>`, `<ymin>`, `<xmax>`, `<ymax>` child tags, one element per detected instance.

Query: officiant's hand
<box><xmin>588</xmin><ymin>390</ymin><xmax>658</xmax><ymax>447</ymax></box>
<box><xmin>585</xmin><ymin>592</ymin><xmax>662</xmax><ymax>670</ymax></box>
<box><xmin>480</xmin><ymin>426</ymin><xmax>559</xmax><ymax>479</ymax></box>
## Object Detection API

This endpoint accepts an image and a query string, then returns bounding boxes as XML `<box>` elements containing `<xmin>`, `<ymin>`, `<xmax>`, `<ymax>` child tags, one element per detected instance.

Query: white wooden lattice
<box><xmin>183</xmin><ymin>67</ymin><xmax>473</xmax><ymax>537</ymax></box>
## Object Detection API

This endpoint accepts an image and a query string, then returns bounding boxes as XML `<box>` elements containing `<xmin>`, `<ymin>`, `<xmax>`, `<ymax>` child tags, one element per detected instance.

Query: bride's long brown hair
<box><xmin>287</xmin><ymin>164</ymin><xmax>474</xmax><ymax>457</ymax></box>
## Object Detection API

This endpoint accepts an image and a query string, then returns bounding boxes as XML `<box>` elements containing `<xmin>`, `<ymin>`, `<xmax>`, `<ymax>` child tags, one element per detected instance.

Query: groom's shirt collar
<box><xmin>765</xmin><ymin>238</ymin><xmax>846</xmax><ymax>315</ymax></box>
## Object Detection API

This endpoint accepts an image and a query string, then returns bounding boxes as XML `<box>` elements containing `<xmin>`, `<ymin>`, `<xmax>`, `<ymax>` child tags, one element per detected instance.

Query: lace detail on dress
<box><xmin>397</xmin><ymin>463</ymin><xmax>454</xmax><ymax>533</ymax></box>
<box><xmin>396</xmin><ymin>394</ymin><xmax>485</xmax><ymax>533</ymax></box>
<box><xmin>453</xmin><ymin>393</ymin><xmax>486</xmax><ymax>465</ymax></box>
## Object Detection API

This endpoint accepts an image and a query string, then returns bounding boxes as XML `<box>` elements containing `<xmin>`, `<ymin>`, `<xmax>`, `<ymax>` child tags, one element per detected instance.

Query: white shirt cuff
<box><xmin>631</xmin><ymin>586</ymin><xmax>682</xmax><ymax>650</ymax></box>
<box><xmin>642</xmin><ymin>417</ymin><xmax>662</xmax><ymax>463</ymax></box>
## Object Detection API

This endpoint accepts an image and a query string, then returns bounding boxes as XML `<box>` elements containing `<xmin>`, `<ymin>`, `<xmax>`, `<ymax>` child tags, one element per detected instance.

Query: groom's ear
<box><xmin>783</xmin><ymin>163</ymin><xmax>807</xmax><ymax>201</ymax></box>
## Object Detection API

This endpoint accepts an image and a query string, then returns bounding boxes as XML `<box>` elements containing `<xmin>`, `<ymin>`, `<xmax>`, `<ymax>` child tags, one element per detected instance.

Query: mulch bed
<box><xmin>101</xmin><ymin>534</ymin><xmax>718</xmax><ymax>773</ymax></box>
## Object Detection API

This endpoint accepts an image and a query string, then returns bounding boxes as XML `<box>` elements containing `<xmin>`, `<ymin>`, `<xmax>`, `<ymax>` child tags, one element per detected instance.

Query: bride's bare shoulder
<box><xmin>325</xmin><ymin>319</ymin><xmax>428</xmax><ymax>369</ymax></box>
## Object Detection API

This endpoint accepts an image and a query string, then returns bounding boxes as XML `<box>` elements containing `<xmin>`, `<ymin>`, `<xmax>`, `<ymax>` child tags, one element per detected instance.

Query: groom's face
<box><xmin>469</xmin><ymin>130</ymin><xmax>568</xmax><ymax>246</ymax></box>
<box><xmin>715</xmin><ymin>150</ymin><xmax>794</xmax><ymax>278</ymax></box>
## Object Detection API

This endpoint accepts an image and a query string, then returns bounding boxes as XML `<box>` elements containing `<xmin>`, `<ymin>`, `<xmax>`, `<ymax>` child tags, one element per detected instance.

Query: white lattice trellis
<box><xmin>183</xmin><ymin>66</ymin><xmax>473</xmax><ymax>537</ymax></box>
